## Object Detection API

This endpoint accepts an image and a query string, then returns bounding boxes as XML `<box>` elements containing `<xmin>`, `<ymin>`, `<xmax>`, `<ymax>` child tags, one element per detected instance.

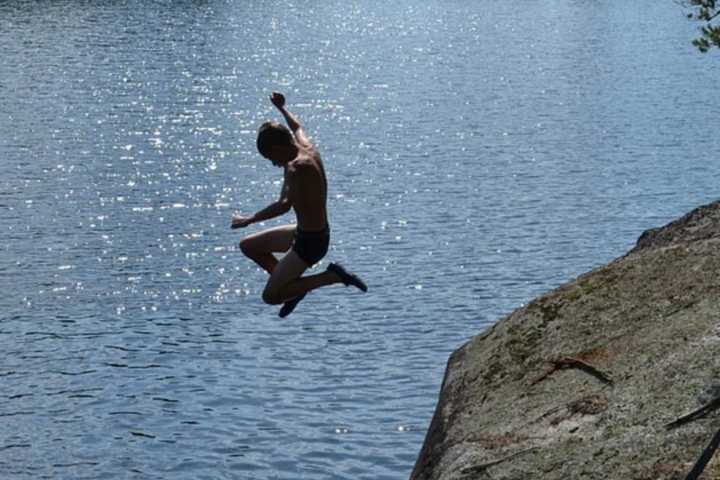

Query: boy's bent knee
<box><xmin>239</xmin><ymin>237</ymin><xmax>255</xmax><ymax>257</ymax></box>
<box><xmin>262</xmin><ymin>287</ymin><xmax>283</xmax><ymax>305</ymax></box>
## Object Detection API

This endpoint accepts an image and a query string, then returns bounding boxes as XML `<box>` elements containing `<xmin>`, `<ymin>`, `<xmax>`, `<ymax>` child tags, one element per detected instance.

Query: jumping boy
<box><xmin>232</xmin><ymin>92</ymin><xmax>367</xmax><ymax>317</ymax></box>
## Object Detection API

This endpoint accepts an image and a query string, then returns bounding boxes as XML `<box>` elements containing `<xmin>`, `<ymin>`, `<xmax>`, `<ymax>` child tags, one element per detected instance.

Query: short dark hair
<box><xmin>256</xmin><ymin>121</ymin><xmax>293</xmax><ymax>158</ymax></box>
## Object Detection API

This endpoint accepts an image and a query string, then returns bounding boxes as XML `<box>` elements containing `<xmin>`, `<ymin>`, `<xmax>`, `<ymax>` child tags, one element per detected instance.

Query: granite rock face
<box><xmin>412</xmin><ymin>200</ymin><xmax>720</xmax><ymax>480</ymax></box>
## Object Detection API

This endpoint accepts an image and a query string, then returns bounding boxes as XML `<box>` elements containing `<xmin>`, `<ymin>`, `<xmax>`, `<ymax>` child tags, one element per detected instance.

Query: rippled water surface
<box><xmin>2</xmin><ymin>1</ymin><xmax>720</xmax><ymax>478</ymax></box>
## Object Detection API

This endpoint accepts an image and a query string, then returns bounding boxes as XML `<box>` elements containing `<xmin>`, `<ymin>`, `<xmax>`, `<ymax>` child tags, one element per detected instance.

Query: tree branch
<box><xmin>666</xmin><ymin>395</ymin><xmax>720</xmax><ymax>430</ymax></box>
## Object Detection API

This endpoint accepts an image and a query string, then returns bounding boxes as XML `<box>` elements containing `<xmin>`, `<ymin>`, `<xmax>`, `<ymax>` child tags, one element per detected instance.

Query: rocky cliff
<box><xmin>412</xmin><ymin>200</ymin><xmax>720</xmax><ymax>480</ymax></box>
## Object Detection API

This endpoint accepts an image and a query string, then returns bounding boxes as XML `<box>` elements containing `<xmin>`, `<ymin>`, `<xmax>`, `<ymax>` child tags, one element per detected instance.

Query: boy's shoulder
<box><xmin>288</xmin><ymin>154</ymin><xmax>319</xmax><ymax>176</ymax></box>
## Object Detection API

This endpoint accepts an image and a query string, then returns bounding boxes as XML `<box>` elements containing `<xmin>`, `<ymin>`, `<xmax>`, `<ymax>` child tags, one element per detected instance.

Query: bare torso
<box><xmin>285</xmin><ymin>145</ymin><xmax>328</xmax><ymax>231</ymax></box>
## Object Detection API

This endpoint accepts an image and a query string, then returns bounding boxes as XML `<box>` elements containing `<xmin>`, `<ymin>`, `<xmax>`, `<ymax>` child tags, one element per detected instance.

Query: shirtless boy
<box><xmin>232</xmin><ymin>92</ymin><xmax>367</xmax><ymax>317</ymax></box>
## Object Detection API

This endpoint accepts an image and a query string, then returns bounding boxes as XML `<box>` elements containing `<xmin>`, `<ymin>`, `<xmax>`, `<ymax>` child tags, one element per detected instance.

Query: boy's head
<box><xmin>257</xmin><ymin>121</ymin><xmax>295</xmax><ymax>166</ymax></box>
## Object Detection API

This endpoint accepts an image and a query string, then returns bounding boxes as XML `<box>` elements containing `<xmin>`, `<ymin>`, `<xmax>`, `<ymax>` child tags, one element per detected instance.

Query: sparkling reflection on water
<box><xmin>1</xmin><ymin>1</ymin><xmax>719</xmax><ymax>479</ymax></box>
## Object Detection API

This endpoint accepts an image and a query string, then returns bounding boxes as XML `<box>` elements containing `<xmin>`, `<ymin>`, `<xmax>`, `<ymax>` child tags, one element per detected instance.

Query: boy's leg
<box><xmin>262</xmin><ymin>251</ymin><xmax>341</xmax><ymax>305</ymax></box>
<box><xmin>239</xmin><ymin>224</ymin><xmax>296</xmax><ymax>274</ymax></box>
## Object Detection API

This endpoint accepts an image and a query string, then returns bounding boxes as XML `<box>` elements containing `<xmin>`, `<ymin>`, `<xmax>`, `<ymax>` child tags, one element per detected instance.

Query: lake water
<box><xmin>1</xmin><ymin>1</ymin><xmax>719</xmax><ymax>478</ymax></box>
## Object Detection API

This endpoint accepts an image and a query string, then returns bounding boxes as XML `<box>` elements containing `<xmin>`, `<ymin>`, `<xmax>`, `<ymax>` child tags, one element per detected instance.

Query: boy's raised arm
<box><xmin>270</xmin><ymin>92</ymin><xmax>311</xmax><ymax>147</ymax></box>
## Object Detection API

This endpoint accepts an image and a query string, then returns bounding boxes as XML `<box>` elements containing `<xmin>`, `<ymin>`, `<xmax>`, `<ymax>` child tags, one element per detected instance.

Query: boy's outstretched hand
<box><xmin>231</xmin><ymin>214</ymin><xmax>253</xmax><ymax>229</ymax></box>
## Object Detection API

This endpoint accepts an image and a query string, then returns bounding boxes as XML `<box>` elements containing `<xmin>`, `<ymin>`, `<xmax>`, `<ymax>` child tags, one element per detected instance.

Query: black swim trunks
<box><xmin>292</xmin><ymin>226</ymin><xmax>330</xmax><ymax>266</ymax></box>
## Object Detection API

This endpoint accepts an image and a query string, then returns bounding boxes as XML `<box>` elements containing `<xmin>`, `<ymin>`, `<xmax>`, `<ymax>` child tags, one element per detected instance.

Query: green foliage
<box><xmin>686</xmin><ymin>0</ymin><xmax>720</xmax><ymax>52</ymax></box>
